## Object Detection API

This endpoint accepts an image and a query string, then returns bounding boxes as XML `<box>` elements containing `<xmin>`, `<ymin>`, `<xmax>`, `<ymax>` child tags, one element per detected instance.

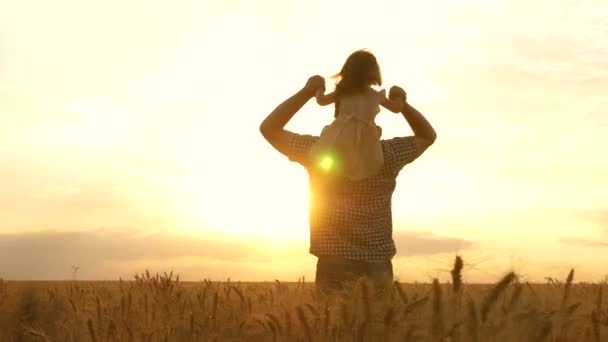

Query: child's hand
<box><xmin>305</xmin><ymin>75</ymin><xmax>325</xmax><ymax>94</ymax></box>
<box><xmin>389</xmin><ymin>86</ymin><xmax>407</xmax><ymax>102</ymax></box>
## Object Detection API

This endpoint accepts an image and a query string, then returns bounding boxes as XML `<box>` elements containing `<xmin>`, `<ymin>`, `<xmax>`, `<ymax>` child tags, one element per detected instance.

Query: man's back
<box><xmin>283</xmin><ymin>132</ymin><xmax>419</xmax><ymax>262</ymax></box>
<box><xmin>258</xmin><ymin>76</ymin><xmax>436</xmax><ymax>292</ymax></box>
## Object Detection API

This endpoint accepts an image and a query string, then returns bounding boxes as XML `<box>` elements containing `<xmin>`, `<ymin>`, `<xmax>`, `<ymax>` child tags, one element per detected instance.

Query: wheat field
<box><xmin>0</xmin><ymin>257</ymin><xmax>606</xmax><ymax>342</ymax></box>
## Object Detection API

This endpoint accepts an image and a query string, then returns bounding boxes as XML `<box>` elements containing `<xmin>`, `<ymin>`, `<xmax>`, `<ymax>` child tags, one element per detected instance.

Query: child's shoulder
<box><xmin>354</xmin><ymin>87</ymin><xmax>384</xmax><ymax>97</ymax></box>
<box><xmin>341</xmin><ymin>88</ymin><xmax>385</xmax><ymax>102</ymax></box>
<box><xmin>368</xmin><ymin>87</ymin><xmax>386</xmax><ymax>102</ymax></box>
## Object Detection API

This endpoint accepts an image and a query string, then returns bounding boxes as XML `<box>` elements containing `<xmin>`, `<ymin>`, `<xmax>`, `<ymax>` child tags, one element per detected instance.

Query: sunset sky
<box><xmin>1</xmin><ymin>0</ymin><xmax>606</xmax><ymax>282</ymax></box>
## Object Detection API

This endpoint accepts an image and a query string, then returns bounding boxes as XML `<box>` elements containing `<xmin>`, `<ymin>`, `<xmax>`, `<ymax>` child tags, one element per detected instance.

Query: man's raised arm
<box><xmin>259</xmin><ymin>76</ymin><xmax>324</xmax><ymax>154</ymax></box>
<box><xmin>389</xmin><ymin>86</ymin><xmax>437</xmax><ymax>155</ymax></box>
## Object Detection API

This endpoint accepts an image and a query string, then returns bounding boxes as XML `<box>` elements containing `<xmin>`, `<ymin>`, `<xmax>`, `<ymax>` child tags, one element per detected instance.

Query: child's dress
<box><xmin>311</xmin><ymin>88</ymin><xmax>386</xmax><ymax>181</ymax></box>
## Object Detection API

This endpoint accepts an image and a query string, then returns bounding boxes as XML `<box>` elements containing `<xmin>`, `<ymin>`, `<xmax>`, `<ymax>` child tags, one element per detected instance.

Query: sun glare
<box><xmin>319</xmin><ymin>155</ymin><xmax>335</xmax><ymax>171</ymax></box>
<box><xmin>171</xmin><ymin>168</ymin><xmax>311</xmax><ymax>243</ymax></box>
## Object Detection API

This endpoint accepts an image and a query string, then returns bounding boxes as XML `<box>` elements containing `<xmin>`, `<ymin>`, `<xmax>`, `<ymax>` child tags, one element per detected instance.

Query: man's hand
<box><xmin>260</xmin><ymin>77</ymin><xmax>323</xmax><ymax>153</ymax></box>
<box><xmin>389</xmin><ymin>86</ymin><xmax>407</xmax><ymax>102</ymax></box>
<box><xmin>305</xmin><ymin>75</ymin><xmax>325</xmax><ymax>96</ymax></box>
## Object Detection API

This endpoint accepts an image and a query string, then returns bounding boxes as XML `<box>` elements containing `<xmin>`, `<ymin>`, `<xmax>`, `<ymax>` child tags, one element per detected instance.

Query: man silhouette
<box><xmin>259</xmin><ymin>75</ymin><xmax>437</xmax><ymax>293</ymax></box>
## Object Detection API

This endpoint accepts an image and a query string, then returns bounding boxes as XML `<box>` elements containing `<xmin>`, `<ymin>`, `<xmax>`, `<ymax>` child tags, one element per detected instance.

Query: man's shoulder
<box><xmin>283</xmin><ymin>131</ymin><xmax>319</xmax><ymax>166</ymax></box>
<box><xmin>380</xmin><ymin>136</ymin><xmax>419</xmax><ymax>175</ymax></box>
<box><xmin>381</xmin><ymin>136</ymin><xmax>417</xmax><ymax>149</ymax></box>
<box><xmin>288</xmin><ymin>132</ymin><xmax>320</xmax><ymax>150</ymax></box>
<box><xmin>380</xmin><ymin>136</ymin><xmax>412</xmax><ymax>152</ymax></box>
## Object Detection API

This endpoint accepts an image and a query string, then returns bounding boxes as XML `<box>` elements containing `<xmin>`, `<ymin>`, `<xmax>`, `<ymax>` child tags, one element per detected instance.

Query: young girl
<box><xmin>311</xmin><ymin>50</ymin><xmax>405</xmax><ymax>180</ymax></box>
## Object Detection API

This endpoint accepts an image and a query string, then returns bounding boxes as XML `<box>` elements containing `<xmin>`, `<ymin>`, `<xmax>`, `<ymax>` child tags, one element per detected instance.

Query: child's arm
<box><xmin>380</xmin><ymin>95</ymin><xmax>405</xmax><ymax>113</ymax></box>
<box><xmin>315</xmin><ymin>90</ymin><xmax>336</xmax><ymax>106</ymax></box>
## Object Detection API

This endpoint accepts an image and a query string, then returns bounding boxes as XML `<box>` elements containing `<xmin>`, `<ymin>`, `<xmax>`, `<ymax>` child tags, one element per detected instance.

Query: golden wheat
<box><xmin>0</xmin><ymin>259</ymin><xmax>606</xmax><ymax>341</ymax></box>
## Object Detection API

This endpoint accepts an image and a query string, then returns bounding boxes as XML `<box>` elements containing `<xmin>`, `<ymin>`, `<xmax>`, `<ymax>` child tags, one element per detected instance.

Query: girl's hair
<box><xmin>333</xmin><ymin>50</ymin><xmax>382</xmax><ymax>117</ymax></box>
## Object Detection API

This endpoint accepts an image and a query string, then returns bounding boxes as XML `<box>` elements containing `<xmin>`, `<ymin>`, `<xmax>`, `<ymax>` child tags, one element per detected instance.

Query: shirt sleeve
<box><xmin>283</xmin><ymin>131</ymin><xmax>318</xmax><ymax>167</ymax></box>
<box><xmin>382</xmin><ymin>136</ymin><xmax>419</xmax><ymax>176</ymax></box>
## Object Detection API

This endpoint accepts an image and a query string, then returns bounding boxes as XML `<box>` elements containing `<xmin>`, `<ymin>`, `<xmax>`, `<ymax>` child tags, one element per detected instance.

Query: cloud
<box><xmin>572</xmin><ymin>208</ymin><xmax>608</xmax><ymax>224</ymax></box>
<box><xmin>0</xmin><ymin>228</ymin><xmax>275</xmax><ymax>280</ymax></box>
<box><xmin>0</xmin><ymin>228</ymin><xmax>476</xmax><ymax>280</ymax></box>
<box><xmin>560</xmin><ymin>237</ymin><xmax>608</xmax><ymax>248</ymax></box>
<box><xmin>0</xmin><ymin>228</ymin><xmax>267</xmax><ymax>261</ymax></box>
<box><xmin>568</xmin><ymin>208</ymin><xmax>608</xmax><ymax>236</ymax></box>
<box><xmin>559</xmin><ymin>208</ymin><xmax>608</xmax><ymax>246</ymax></box>
<box><xmin>393</xmin><ymin>231</ymin><xmax>473</xmax><ymax>257</ymax></box>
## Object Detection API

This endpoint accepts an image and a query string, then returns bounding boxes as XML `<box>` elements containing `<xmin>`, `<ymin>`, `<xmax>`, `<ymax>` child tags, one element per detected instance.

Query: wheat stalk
<box><xmin>266</xmin><ymin>313</ymin><xmax>283</xmax><ymax>336</ymax></box>
<box><xmin>591</xmin><ymin>309</ymin><xmax>601</xmax><ymax>342</ymax></box>
<box><xmin>323</xmin><ymin>301</ymin><xmax>331</xmax><ymax>337</ymax></box>
<box><xmin>87</xmin><ymin>318</ymin><xmax>98</xmax><ymax>342</ymax></box>
<box><xmin>360</xmin><ymin>280</ymin><xmax>372</xmax><ymax>323</ymax></box>
<box><xmin>481</xmin><ymin>272</ymin><xmax>516</xmax><ymax>322</ymax></box>
<box><xmin>561</xmin><ymin>269</ymin><xmax>575</xmax><ymax>309</ymax></box>
<box><xmin>296</xmin><ymin>306</ymin><xmax>313</xmax><ymax>342</ymax></box>
<box><xmin>383</xmin><ymin>306</ymin><xmax>395</xmax><ymax>340</ymax></box>
<box><xmin>394</xmin><ymin>281</ymin><xmax>408</xmax><ymax>304</ymax></box>
<box><xmin>431</xmin><ymin>278</ymin><xmax>444</xmax><ymax>337</ymax></box>
<box><xmin>596</xmin><ymin>284</ymin><xmax>603</xmax><ymax>313</ymax></box>
<box><xmin>467</xmin><ymin>298</ymin><xmax>479</xmax><ymax>342</ymax></box>
<box><xmin>21</xmin><ymin>325</ymin><xmax>52</xmax><ymax>342</ymax></box>
<box><xmin>451</xmin><ymin>256</ymin><xmax>464</xmax><ymax>295</ymax></box>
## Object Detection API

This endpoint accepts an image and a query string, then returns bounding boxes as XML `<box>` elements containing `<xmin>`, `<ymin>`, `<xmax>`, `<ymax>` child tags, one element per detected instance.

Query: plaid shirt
<box><xmin>283</xmin><ymin>131</ymin><xmax>419</xmax><ymax>262</ymax></box>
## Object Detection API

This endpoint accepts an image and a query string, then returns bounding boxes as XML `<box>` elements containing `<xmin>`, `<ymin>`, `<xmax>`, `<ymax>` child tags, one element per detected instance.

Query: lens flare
<box><xmin>319</xmin><ymin>155</ymin><xmax>335</xmax><ymax>171</ymax></box>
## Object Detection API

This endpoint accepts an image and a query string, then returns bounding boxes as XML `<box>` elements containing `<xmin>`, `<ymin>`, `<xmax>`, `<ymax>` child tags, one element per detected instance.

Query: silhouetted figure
<box><xmin>312</xmin><ymin>50</ymin><xmax>404</xmax><ymax>181</ymax></box>
<box><xmin>260</xmin><ymin>50</ymin><xmax>437</xmax><ymax>294</ymax></box>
